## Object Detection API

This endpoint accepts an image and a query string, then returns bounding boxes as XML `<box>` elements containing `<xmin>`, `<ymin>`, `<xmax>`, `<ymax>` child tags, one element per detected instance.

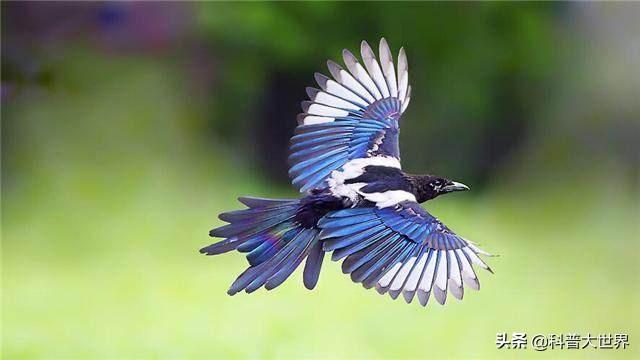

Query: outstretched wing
<box><xmin>318</xmin><ymin>202</ymin><xmax>493</xmax><ymax>306</ymax></box>
<box><xmin>289</xmin><ymin>38</ymin><xmax>412</xmax><ymax>193</ymax></box>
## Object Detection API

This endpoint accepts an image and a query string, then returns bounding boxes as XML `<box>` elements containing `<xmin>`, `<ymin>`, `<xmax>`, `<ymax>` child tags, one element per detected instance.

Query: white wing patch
<box><xmin>299</xmin><ymin>38</ymin><xmax>411</xmax><ymax>126</ymax></box>
<box><xmin>343</xmin><ymin>49</ymin><xmax>382</xmax><ymax>100</ymax></box>
<box><xmin>360</xmin><ymin>190</ymin><xmax>416</xmax><ymax>209</ymax></box>
<box><xmin>310</xmin><ymin>88</ymin><xmax>361</xmax><ymax>111</ymax></box>
<box><xmin>379</xmin><ymin>38</ymin><xmax>398</xmax><ymax>98</ymax></box>
<box><xmin>305</xmin><ymin>103</ymin><xmax>350</xmax><ymax>118</ymax></box>
<box><xmin>397</xmin><ymin>47</ymin><xmax>409</xmax><ymax>104</ymax></box>
<box><xmin>361</xmin><ymin>41</ymin><xmax>390</xmax><ymax>98</ymax></box>
<box><xmin>301</xmin><ymin>116</ymin><xmax>334</xmax><ymax>125</ymax></box>
<box><xmin>376</xmin><ymin>243</ymin><xmax>492</xmax><ymax>306</ymax></box>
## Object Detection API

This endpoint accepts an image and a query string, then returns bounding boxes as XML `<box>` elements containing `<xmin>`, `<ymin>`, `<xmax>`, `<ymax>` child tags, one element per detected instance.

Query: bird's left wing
<box><xmin>289</xmin><ymin>38</ymin><xmax>411</xmax><ymax>193</ymax></box>
<box><xmin>318</xmin><ymin>201</ymin><xmax>493</xmax><ymax>306</ymax></box>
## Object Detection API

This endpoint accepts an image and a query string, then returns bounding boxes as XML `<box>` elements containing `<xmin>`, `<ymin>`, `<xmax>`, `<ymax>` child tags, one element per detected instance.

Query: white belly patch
<box><xmin>360</xmin><ymin>190</ymin><xmax>417</xmax><ymax>208</ymax></box>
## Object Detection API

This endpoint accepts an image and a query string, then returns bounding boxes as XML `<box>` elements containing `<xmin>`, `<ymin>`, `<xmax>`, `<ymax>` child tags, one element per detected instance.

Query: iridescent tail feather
<box><xmin>200</xmin><ymin>197</ymin><xmax>324</xmax><ymax>294</ymax></box>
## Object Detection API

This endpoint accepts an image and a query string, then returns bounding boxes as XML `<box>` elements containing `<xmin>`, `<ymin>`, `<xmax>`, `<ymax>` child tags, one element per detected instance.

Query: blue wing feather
<box><xmin>330</xmin><ymin>228</ymin><xmax>390</xmax><ymax>261</ymax></box>
<box><xmin>323</xmin><ymin>224</ymin><xmax>387</xmax><ymax>253</ymax></box>
<box><xmin>317</xmin><ymin>202</ymin><xmax>492</xmax><ymax>306</ymax></box>
<box><xmin>289</xmin><ymin>39</ymin><xmax>409</xmax><ymax>193</ymax></box>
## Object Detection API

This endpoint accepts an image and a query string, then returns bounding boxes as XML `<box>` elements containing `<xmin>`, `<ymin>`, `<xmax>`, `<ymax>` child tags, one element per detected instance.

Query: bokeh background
<box><xmin>2</xmin><ymin>2</ymin><xmax>639</xmax><ymax>359</ymax></box>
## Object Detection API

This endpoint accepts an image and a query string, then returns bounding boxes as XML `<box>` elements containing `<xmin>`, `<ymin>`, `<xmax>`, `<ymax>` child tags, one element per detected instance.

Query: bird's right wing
<box><xmin>289</xmin><ymin>38</ymin><xmax>412</xmax><ymax>193</ymax></box>
<box><xmin>318</xmin><ymin>201</ymin><xmax>493</xmax><ymax>306</ymax></box>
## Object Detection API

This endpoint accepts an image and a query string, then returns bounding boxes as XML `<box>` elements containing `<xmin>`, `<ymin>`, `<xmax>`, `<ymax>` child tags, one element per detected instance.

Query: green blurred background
<box><xmin>2</xmin><ymin>2</ymin><xmax>639</xmax><ymax>359</ymax></box>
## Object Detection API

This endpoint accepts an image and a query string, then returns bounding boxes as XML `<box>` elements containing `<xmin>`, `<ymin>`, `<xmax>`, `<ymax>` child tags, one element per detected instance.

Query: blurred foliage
<box><xmin>196</xmin><ymin>2</ymin><xmax>560</xmax><ymax>185</ymax></box>
<box><xmin>2</xmin><ymin>52</ymin><xmax>638</xmax><ymax>359</ymax></box>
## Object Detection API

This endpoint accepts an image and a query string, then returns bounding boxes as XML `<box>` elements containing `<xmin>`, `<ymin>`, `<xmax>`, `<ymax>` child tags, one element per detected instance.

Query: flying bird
<box><xmin>200</xmin><ymin>38</ymin><xmax>493</xmax><ymax>306</ymax></box>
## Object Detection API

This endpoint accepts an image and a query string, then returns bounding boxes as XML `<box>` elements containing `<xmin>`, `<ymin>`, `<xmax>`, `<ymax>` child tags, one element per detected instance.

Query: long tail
<box><xmin>200</xmin><ymin>196</ymin><xmax>324</xmax><ymax>294</ymax></box>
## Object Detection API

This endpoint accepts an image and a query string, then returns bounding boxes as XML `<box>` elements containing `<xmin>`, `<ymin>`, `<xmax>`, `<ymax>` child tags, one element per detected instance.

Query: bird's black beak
<box><xmin>441</xmin><ymin>181</ymin><xmax>470</xmax><ymax>193</ymax></box>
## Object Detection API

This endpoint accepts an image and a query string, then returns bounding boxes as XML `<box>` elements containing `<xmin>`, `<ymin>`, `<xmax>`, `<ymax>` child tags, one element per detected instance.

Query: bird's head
<box><xmin>410</xmin><ymin>175</ymin><xmax>470</xmax><ymax>203</ymax></box>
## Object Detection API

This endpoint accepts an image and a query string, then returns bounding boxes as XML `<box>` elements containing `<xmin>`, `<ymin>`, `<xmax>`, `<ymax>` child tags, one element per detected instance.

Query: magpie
<box><xmin>200</xmin><ymin>38</ymin><xmax>493</xmax><ymax>306</ymax></box>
